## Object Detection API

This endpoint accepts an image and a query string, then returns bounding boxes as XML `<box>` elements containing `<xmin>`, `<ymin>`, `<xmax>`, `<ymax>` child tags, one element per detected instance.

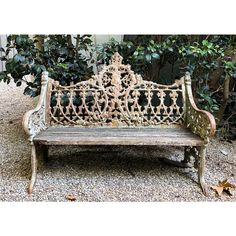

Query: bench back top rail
<box><xmin>45</xmin><ymin>53</ymin><xmax>186</xmax><ymax>128</ymax></box>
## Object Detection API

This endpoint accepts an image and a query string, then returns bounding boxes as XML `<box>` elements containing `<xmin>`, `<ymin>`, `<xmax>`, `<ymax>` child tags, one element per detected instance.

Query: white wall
<box><xmin>93</xmin><ymin>35</ymin><xmax>122</xmax><ymax>45</ymax></box>
<box><xmin>0</xmin><ymin>35</ymin><xmax>7</xmax><ymax>71</ymax></box>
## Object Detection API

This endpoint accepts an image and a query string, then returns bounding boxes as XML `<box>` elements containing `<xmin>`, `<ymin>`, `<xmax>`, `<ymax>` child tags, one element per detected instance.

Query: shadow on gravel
<box><xmin>36</xmin><ymin>145</ymin><xmax>197</xmax><ymax>184</ymax></box>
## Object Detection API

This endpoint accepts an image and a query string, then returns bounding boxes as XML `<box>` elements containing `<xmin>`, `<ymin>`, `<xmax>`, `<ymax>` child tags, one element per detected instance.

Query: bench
<box><xmin>23</xmin><ymin>52</ymin><xmax>216</xmax><ymax>195</ymax></box>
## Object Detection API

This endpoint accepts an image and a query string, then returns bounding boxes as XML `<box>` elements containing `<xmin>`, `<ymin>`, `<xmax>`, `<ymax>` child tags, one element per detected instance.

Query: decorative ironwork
<box><xmin>184</xmin><ymin>72</ymin><xmax>216</xmax><ymax>141</ymax></box>
<box><xmin>49</xmin><ymin>52</ymin><xmax>185</xmax><ymax>127</ymax></box>
<box><xmin>28</xmin><ymin>106</ymin><xmax>47</xmax><ymax>137</ymax></box>
<box><xmin>23</xmin><ymin>71</ymin><xmax>49</xmax><ymax>141</ymax></box>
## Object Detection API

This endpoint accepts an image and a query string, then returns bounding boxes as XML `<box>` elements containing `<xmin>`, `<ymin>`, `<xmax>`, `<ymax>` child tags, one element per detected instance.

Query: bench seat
<box><xmin>34</xmin><ymin>127</ymin><xmax>204</xmax><ymax>146</ymax></box>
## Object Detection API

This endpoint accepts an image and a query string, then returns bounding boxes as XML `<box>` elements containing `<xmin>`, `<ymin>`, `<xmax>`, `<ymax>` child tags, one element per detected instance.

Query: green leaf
<box><xmin>0</xmin><ymin>72</ymin><xmax>6</xmax><ymax>81</ymax></box>
<box><xmin>151</xmin><ymin>53</ymin><xmax>160</xmax><ymax>59</ymax></box>
<box><xmin>150</xmin><ymin>40</ymin><xmax>155</xmax><ymax>45</ymax></box>
<box><xmin>40</xmin><ymin>65</ymin><xmax>46</xmax><ymax>71</ymax></box>
<box><xmin>32</xmin><ymin>64</ymin><xmax>42</xmax><ymax>74</ymax></box>
<box><xmin>16</xmin><ymin>80</ymin><xmax>22</xmax><ymax>87</ymax></box>
<box><xmin>145</xmin><ymin>54</ymin><xmax>152</xmax><ymax>62</ymax></box>
<box><xmin>127</xmin><ymin>42</ymin><xmax>133</xmax><ymax>49</ymax></box>
<box><xmin>16</xmin><ymin>36</ymin><xmax>23</xmax><ymax>45</ymax></box>
<box><xmin>211</xmin><ymin>105</ymin><xmax>219</xmax><ymax>111</ymax></box>
<box><xmin>14</xmin><ymin>54</ymin><xmax>25</xmax><ymax>62</ymax></box>
<box><xmin>6</xmin><ymin>60</ymin><xmax>17</xmax><ymax>72</ymax></box>
<box><xmin>23</xmin><ymin>86</ymin><xmax>35</xmax><ymax>96</ymax></box>
<box><xmin>202</xmin><ymin>40</ymin><xmax>208</xmax><ymax>46</ymax></box>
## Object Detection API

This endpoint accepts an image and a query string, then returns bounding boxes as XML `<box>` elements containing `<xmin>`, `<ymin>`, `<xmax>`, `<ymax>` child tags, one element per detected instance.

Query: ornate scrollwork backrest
<box><xmin>49</xmin><ymin>52</ymin><xmax>185</xmax><ymax>127</ymax></box>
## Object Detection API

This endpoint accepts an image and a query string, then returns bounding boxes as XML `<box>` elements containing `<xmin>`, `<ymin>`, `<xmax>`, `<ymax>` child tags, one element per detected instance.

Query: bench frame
<box><xmin>23</xmin><ymin>53</ymin><xmax>216</xmax><ymax>195</ymax></box>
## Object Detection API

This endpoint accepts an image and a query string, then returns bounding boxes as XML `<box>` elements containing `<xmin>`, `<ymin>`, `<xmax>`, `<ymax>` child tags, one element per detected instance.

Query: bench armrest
<box><xmin>184</xmin><ymin>72</ymin><xmax>216</xmax><ymax>142</ymax></box>
<box><xmin>22</xmin><ymin>72</ymin><xmax>49</xmax><ymax>141</ymax></box>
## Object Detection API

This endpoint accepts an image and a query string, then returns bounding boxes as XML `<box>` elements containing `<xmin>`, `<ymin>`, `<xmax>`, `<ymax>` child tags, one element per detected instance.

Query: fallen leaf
<box><xmin>211</xmin><ymin>179</ymin><xmax>236</xmax><ymax>196</ymax></box>
<box><xmin>219</xmin><ymin>179</ymin><xmax>236</xmax><ymax>188</ymax></box>
<box><xmin>211</xmin><ymin>186</ymin><xmax>224</xmax><ymax>196</ymax></box>
<box><xmin>65</xmin><ymin>194</ymin><xmax>76</xmax><ymax>201</ymax></box>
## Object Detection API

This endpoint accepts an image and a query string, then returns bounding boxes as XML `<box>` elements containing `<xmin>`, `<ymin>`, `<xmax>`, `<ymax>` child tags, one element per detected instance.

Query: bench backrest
<box><xmin>45</xmin><ymin>53</ymin><xmax>186</xmax><ymax>127</ymax></box>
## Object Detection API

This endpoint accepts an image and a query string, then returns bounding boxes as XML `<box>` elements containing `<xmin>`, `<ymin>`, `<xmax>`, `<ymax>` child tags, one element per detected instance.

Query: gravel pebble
<box><xmin>0</xmin><ymin>81</ymin><xmax>236</xmax><ymax>201</ymax></box>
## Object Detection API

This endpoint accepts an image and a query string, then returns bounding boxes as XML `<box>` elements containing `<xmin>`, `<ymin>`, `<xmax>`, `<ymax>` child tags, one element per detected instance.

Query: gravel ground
<box><xmin>0</xmin><ymin>81</ymin><xmax>236</xmax><ymax>201</ymax></box>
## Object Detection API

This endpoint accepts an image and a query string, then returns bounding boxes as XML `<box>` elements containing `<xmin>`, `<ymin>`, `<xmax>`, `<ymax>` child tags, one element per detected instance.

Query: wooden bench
<box><xmin>23</xmin><ymin>52</ymin><xmax>216</xmax><ymax>195</ymax></box>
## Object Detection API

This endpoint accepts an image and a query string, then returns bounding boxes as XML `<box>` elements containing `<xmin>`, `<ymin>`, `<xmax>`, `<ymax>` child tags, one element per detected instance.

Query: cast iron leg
<box><xmin>183</xmin><ymin>146</ymin><xmax>191</xmax><ymax>163</ymax></box>
<box><xmin>28</xmin><ymin>142</ymin><xmax>37</xmax><ymax>194</ymax></box>
<box><xmin>198</xmin><ymin>145</ymin><xmax>208</xmax><ymax>196</ymax></box>
<box><xmin>158</xmin><ymin>146</ymin><xmax>193</xmax><ymax>168</ymax></box>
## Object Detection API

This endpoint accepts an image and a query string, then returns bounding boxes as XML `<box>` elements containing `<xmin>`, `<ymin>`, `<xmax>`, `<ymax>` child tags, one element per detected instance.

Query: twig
<box><xmin>225</xmin><ymin>112</ymin><xmax>236</xmax><ymax>123</ymax></box>
<box><xmin>211</xmin><ymin>86</ymin><xmax>223</xmax><ymax>95</ymax></box>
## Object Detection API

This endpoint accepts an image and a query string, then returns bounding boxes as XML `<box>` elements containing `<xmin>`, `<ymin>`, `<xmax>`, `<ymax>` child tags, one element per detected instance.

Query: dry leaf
<box><xmin>65</xmin><ymin>194</ymin><xmax>76</xmax><ymax>201</ymax></box>
<box><xmin>211</xmin><ymin>179</ymin><xmax>236</xmax><ymax>196</ymax></box>
<box><xmin>211</xmin><ymin>186</ymin><xmax>224</xmax><ymax>196</ymax></box>
<box><xmin>219</xmin><ymin>179</ymin><xmax>236</xmax><ymax>188</ymax></box>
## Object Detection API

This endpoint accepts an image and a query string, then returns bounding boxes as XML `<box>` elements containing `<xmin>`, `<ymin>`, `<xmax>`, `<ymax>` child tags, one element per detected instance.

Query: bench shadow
<box><xmin>35</xmin><ymin>145</ymin><xmax>197</xmax><ymax>184</ymax></box>
<box><xmin>10</xmin><ymin>145</ymin><xmax>197</xmax><ymax>188</ymax></box>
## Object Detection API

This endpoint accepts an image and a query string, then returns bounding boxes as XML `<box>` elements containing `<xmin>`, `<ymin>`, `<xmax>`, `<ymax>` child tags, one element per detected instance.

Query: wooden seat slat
<box><xmin>34</xmin><ymin>127</ymin><xmax>204</xmax><ymax>146</ymax></box>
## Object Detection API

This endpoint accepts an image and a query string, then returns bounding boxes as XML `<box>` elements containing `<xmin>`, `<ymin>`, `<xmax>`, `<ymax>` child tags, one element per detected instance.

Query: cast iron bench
<box><xmin>23</xmin><ymin>52</ymin><xmax>216</xmax><ymax>194</ymax></box>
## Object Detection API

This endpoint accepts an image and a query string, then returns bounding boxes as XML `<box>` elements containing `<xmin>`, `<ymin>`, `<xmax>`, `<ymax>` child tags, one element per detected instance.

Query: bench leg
<box><xmin>183</xmin><ymin>146</ymin><xmax>192</xmax><ymax>164</ymax></box>
<box><xmin>28</xmin><ymin>142</ymin><xmax>37</xmax><ymax>194</ymax></box>
<box><xmin>198</xmin><ymin>145</ymin><xmax>208</xmax><ymax>196</ymax></box>
<box><xmin>159</xmin><ymin>146</ymin><xmax>194</xmax><ymax>168</ymax></box>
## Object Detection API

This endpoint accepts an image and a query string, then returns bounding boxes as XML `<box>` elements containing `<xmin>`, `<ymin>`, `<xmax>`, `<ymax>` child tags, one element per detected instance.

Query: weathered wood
<box><xmin>34</xmin><ymin>127</ymin><xmax>204</xmax><ymax>146</ymax></box>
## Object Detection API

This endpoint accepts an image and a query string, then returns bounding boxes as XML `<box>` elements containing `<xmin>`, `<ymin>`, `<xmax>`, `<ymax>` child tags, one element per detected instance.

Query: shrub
<box><xmin>0</xmin><ymin>35</ymin><xmax>94</xmax><ymax>96</ymax></box>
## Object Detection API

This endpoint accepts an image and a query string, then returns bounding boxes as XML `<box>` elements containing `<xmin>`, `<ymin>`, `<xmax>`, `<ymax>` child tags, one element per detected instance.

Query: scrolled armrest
<box><xmin>22</xmin><ymin>72</ymin><xmax>49</xmax><ymax>141</ymax></box>
<box><xmin>184</xmin><ymin>72</ymin><xmax>216</xmax><ymax>142</ymax></box>
<box><xmin>23</xmin><ymin>106</ymin><xmax>47</xmax><ymax>141</ymax></box>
